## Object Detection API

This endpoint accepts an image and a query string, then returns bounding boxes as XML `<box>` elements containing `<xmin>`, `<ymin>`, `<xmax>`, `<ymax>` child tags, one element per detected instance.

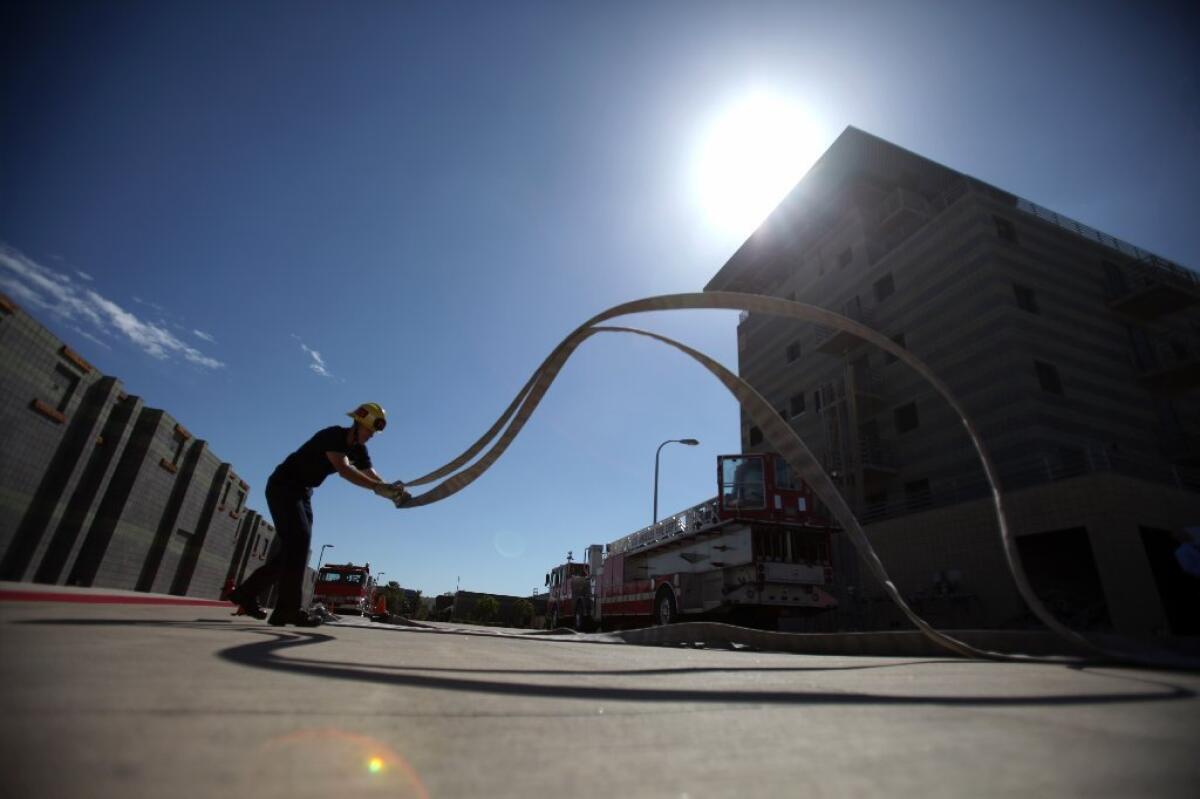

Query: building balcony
<box><xmin>865</xmin><ymin>187</ymin><xmax>936</xmax><ymax>264</ymax></box>
<box><xmin>1135</xmin><ymin>335</ymin><xmax>1200</xmax><ymax>395</ymax></box>
<box><xmin>1014</xmin><ymin>196</ymin><xmax>1199</xmax><ymax>319</ymax></box>
<box><xmin>859</xmin><ymin>438</ymin><xmax>898</xmax><ymax>479</ymax></box>
<box><xmin>1160</xmin><ymin>432</ymin><xmax>1200</xmax><ymax>467</ymax></box>
<box><xmin>1137</xmin><ymin>356</ymin><xmax>1200</xmax><ymax>394</ymax></box>
<box><xmin>821</xmin><ymin>438</ymin><xmax>897</xmax><ymax>483</ymax></box>
<box><xmin>1104</xmin><ymin>256</ymin><xmax>1200</xmax><ymax>319</ymax></box>
<box><xmin>817</xmin><ymin>369</ymin><xmax>886</xmax><ymax>414</ymax></box>
<box><xmin>814</xmin><ymin>307</ymin><xmax>874</xmax><ymax>355</ymax></box>
<box><xmin>1106</xmin><ymin>257</ymin><xmax>1200</xmax><ymax>320</ymax></box>
<box><xmin>868</xmin><ymin>183</ymin><xmax>930</xmax><ymax>232</ymax></box>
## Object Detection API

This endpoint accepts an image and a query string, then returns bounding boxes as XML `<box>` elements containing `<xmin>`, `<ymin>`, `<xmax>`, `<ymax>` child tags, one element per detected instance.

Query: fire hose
<box><xmin>391</xmin><ymin>292</ymin><xmax>1198</xmax><ymax>669</ymax></box>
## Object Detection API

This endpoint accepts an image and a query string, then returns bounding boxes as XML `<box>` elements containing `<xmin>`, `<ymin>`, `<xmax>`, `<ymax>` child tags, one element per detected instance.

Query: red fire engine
<box><xmin>312</xmin><ymin>562</ymin><xmax>375</xmax><ymax>615</ymax></box>
<box><xmin>545</xmin><ymin>453</ymin><xmax>837</xmax><ymax>630</ymax></box>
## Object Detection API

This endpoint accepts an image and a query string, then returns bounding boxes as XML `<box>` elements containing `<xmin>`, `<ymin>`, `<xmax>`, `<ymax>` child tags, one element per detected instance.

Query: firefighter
<box><xmin>228</xmin><ymin>403</ymin><xmax>408</xmax><ymax>626</ymax></box>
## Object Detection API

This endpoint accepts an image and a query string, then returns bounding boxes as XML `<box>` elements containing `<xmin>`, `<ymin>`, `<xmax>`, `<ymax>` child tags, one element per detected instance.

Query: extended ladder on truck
<box><xmin>544</xmin><ymin>453</ymin><xmax>838</xmax><ymax>631</ymax></box>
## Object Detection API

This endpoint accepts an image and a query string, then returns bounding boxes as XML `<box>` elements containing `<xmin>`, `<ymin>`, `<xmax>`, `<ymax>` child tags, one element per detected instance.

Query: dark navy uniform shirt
<box><xmin>272</xmin><ymin>426</ymin><xmax>372</xmax><ymax>489</ymax></box>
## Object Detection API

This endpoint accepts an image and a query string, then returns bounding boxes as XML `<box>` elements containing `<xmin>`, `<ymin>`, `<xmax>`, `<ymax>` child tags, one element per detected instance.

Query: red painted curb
<box><xmin>0</xmin><ymin>589</ymin><xmax>230</xmax><ymax>607</ymax></box>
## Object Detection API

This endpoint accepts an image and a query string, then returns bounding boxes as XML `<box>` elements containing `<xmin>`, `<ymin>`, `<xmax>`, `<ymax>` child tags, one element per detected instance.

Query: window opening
<box><xmin>1014</xmin><ymin>283</ymin><xmax>1039</xmax><ymax>314</ymax></box>
<box><xmin>894</xmin><ymin>402</ymin><xmax>919</xmax><ymax>433</ymax></box>
<box><xmin>1035</xmin><ymin>361</ymin><xmax>1063</xmax><ymax>395</ymax></box>
<box><xmin>789</xmin><ymin>393</ymin><xmax>805</xmax><ymax>417</ymax></box>
<box><xmin>993</xmin><ymin>216</ymin><xmax>1018</xmax><ymax>244</ymax></box>
<box><xmin>50</xmin><ymin>363</ymin><xmax>81</xmax><ymax>413</ymax></box>
<box><xmin>885</xmin><ymin>332</ymin><xmax>906</xmax><ymax>364</ymax></box>
<box><xmin>873</xmin><ymin>273</ymin><xmax>895</xmax><ymax>302</ymax></box>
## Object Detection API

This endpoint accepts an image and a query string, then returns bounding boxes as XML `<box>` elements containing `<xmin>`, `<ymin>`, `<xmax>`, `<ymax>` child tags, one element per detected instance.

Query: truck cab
<box><xmin>313</xmin><ymin>562</ymin><xmax>374</xmax><ymax>615</ymax></box>
<box><xmin>717</xmin><ymin>453</ymin><xmax>819</xmax><ymax>524</ymax></box>
<box><xmin>544</xmin><ymin>559</ymin><xmax>590</xmax><ymax>629</ymax></box>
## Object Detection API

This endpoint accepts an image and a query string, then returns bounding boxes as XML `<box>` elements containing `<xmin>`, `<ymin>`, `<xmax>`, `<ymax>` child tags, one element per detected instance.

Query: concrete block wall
<box><xmin>239</xmin><ymin>517</ymin><xmax>276</xmax><ymax>583</ymax></box>
<box><xmin>172</xmin><ymin>464</ymin><xmax>245</xmax><ymax>598</ymax></box>
<box><xmin>0</xmin><ymin>295</ymin><xmax>120</xmax><ymax>580</ymax></box>
<box><xmin>76</xmin><ymin>409</ymin><xmax>180</xmax><ymax>588</ymax></box>
<box><xmin>143</xmin><ymin>431</ymin><xmax>220</xmax><ymax>595</ymax></box>
<box><xmin>0</xmin><ymin>293</ymin><xmax>271</xmax><ymax>600</ymax></box>
<box><xmin>32</xmin><ymin>389</ymin><xmax>141</xmax><ymax>585</ymax></box>
<box><xmin>225</xmin><ymin>510</ymin><xmax>261</xmax><ymax>589</ymax></box>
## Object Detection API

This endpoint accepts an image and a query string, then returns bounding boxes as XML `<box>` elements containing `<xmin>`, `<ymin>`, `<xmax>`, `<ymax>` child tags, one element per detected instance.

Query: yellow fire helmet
<box><xmin>347</xmin><ymin>402</ymin><xmax>387</xmax><ymax>433</ymax></box>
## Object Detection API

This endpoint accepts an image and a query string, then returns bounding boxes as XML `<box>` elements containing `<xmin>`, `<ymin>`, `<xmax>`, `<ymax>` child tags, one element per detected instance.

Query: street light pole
<box><xmin>316</xmin><ymin>544</ymin><xmax>334</xmax><ymax>571</ymax></box>
<box><xmin>654</xmin><ymin>438</ymin><xmax>700</xmax><ymax>525</ymax></box>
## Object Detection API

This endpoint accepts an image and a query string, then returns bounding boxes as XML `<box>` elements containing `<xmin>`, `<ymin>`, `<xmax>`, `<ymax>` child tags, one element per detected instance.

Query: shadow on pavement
<box><xmin>16</xmin><ymin>617</ymin><xmax>1197</xmax><ymax>708</ymax></box>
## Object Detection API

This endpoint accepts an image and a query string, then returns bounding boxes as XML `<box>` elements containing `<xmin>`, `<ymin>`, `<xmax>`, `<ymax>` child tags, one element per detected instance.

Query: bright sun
<box><xmin>693</xmin><ymin>90</ymin><xmax>823</xmax><ymax>238</ymax></box>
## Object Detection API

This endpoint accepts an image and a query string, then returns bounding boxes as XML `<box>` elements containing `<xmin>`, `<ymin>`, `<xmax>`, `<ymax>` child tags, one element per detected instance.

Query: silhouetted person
<box><xmin>228</xmin><ymin>403</ymin><xmax>407</xmax><ymax>626</ymax></box>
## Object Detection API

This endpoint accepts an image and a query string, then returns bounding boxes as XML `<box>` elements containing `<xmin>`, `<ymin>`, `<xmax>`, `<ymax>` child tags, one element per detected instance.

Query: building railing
<box><xmin>1015</xmin><ymin>197</ymin><xmax>1199</xmax><ymax>289</ymax></box>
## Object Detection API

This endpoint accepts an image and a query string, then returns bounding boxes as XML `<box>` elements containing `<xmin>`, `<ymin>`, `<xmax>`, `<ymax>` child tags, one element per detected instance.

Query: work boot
<box><xmin>268</xmin><ymin>610</ymin><xmax>322</xmax><ymax>628</ymax></box>
<box><xmin>228</xmin><ymin>589</ymin><xmax>267</xmax><ymax>620</ymax></box>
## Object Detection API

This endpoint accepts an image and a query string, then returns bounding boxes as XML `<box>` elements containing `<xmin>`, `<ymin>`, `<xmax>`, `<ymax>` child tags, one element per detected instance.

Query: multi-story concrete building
<box><xmin>706</xmin><ymin>127</ymin><xmax>1200</xmax><ymax>637</ymax></box>
<box><xmin>0</xmin><ymin>291</ymin><xmax>280</xmax><ymax>600</ymax></box>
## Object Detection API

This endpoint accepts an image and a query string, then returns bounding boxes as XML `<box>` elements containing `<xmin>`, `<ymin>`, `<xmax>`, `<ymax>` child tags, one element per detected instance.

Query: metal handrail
<box><xmin>608</xmin><ymin>497</ymin><xmax>722</xmax><ymax>556</ymax></box>
<box><xmin>1015</xmin><ymin>197</ymin><xmax>1198</xmax><ymax>288</ymax></box>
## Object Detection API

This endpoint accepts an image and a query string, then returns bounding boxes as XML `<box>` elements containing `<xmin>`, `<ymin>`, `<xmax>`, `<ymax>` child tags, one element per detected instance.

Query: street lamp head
<box><xmin>680</xmin><ymin>438</ymin><xmax>700</xmax><ymax>446</ymax></box>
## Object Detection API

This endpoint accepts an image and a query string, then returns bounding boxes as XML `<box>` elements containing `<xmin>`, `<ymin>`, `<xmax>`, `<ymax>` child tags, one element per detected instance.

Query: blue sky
<box><xmin>2</xmin><ymin>1</ymin><xmax>1197</xmax><ymax>598</ymax></box>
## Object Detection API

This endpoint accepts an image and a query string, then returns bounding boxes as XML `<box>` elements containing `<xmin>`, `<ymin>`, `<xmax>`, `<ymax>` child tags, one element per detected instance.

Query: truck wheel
<box><xmin>654</xmin><ymin>587</ymin><xmax>677</xmax><ymax>626</ymax></box>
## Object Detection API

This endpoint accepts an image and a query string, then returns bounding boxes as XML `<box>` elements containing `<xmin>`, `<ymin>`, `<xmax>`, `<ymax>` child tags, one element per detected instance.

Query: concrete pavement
<box><xmin>1</xmin><ymin>592</ymin><xmax>1198</xmax><ymax>798</ymax></box>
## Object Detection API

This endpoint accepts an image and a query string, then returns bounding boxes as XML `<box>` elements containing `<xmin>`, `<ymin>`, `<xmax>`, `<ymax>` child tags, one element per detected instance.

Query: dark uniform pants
<box><xmin>237</xmin><ymin>475</ymin><xmax>312</xmax><ymax>617</ymax></box>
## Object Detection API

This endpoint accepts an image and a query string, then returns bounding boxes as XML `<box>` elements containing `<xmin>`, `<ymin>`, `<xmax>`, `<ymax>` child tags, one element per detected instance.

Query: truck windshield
<box><xmin>721</xmin><ymin>456</ymin><xmax>765</xmax><ymax>510</ymax></box>
<box><xmin>320</xmin><ymin>571</ymin><xmax>365</xmax><ymax>584</ymax></box>
<box><xmin>774</xmin><ymin>457</ymin><xmax>800</xmax><ymax>490</ymax></box>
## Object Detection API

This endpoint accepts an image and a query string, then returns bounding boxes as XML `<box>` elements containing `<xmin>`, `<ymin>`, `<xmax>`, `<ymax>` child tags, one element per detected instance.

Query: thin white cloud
<box><xmin>0</xmin><ymin>243</ymin><xmax>225</xmax><ymax>370</ymax></box>
<box><xmin>292</xmin><ymin>334</ymin><xmax>334</xmax><ymax>379</ymax></box>
<box><xmin>72</xmin><ymin>326</ymin><xmax>112</xmax><ymax>350</ymax></box>
<box><xmin>193</xmin><ymin>329</ymin><xmax>215</xmax><ymax>343</ymax></box>
<box><xmin>76</xmin><ymin>270</ymin><xmax>94</xmax><ymax>281</ymax></box>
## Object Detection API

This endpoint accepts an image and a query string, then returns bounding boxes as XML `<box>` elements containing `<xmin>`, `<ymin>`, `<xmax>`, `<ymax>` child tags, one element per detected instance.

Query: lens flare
<box><xmin>258</xmin><ymin>728</ymin><xmax>428</xmax><ymax>798</ymax></box>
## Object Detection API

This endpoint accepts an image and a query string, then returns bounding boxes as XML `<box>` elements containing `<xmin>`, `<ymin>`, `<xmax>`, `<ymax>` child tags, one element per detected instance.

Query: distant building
<box><xmin>707</xmin><ymin>127</ymin><xmax>1200</xmax><ymax>636</ymax></box>
<box><xmin>445</xmin><ymin>590</ymin><xmax>542</xmax><ymax>626</ymax></box>
<box><xmin>0</xmin><ymin>293</ymin><xmax>274</xmax><ymax>598</ymax></box>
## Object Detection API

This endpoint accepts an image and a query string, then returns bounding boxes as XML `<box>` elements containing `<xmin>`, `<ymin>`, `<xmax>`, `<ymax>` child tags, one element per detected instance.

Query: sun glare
<box><xmin>694</xmin><ymin>90</ymin><xmax>822</xmax><ymax>239</ymax></box>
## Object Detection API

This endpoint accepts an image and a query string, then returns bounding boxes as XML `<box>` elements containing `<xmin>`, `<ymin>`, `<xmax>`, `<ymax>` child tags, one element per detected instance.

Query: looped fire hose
<box><xmin>398</xmin><ymin>292</ymin><xmax>1198</xmax><ymax>669</ymax></box>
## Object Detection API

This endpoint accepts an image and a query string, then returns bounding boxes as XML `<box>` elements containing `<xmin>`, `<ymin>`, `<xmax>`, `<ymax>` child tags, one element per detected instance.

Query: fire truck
<box><xmin>312</xmin><ymin>562</ymin><xmax>375</xmax><ymax>615</ymax></box>
<box><xmin>545</xmin><ymin>453</ymin><xmax>837</xmax><ymax>630</ymax></box>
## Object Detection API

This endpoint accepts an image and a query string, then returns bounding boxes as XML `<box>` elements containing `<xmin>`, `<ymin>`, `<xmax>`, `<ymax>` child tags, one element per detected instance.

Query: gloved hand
<box><xmin>372</xmin><ymin>483</ymin><xmax>399</xmax><ymax>499</ymax></box>
<box><xmin>372</xmin><ymin>481</ymin><xmax>412</xmax><ymax>507</ymax></box>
